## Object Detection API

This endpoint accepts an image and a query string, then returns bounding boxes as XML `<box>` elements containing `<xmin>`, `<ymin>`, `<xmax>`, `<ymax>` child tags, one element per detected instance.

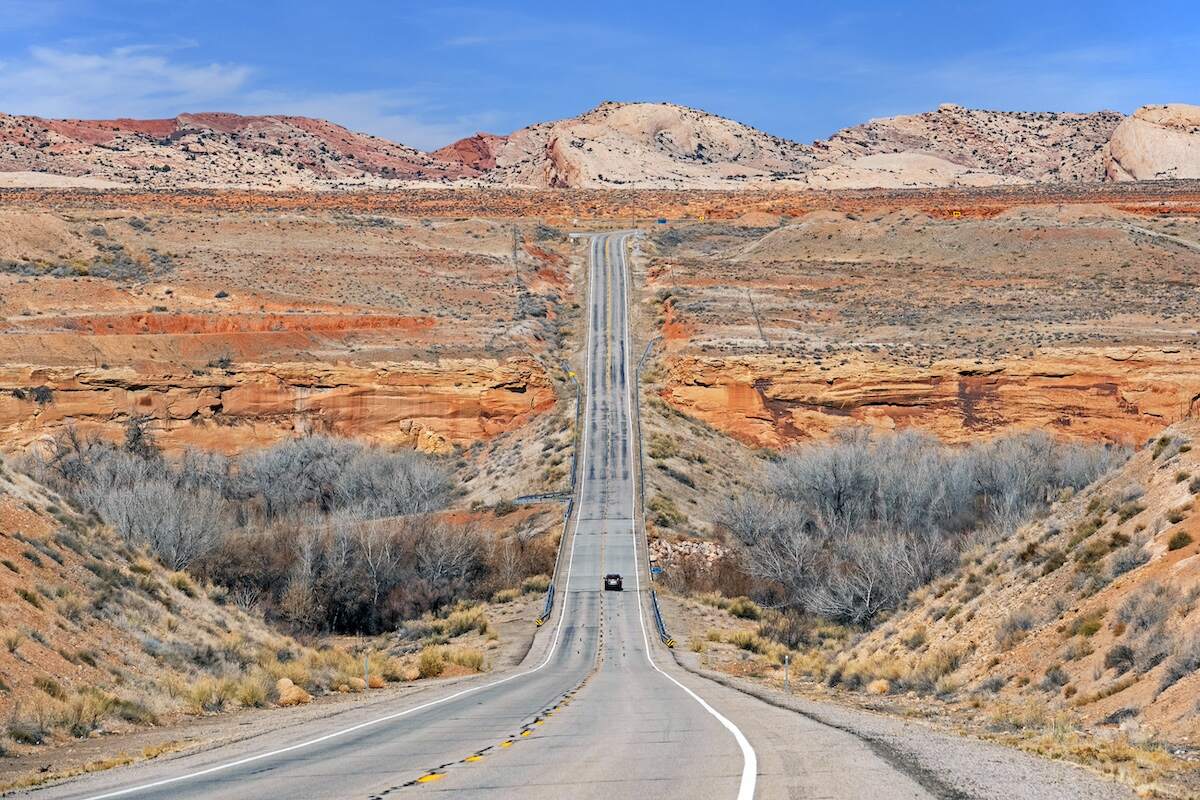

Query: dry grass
<box><xmin>417</xmin><ymin>646</ymin><xmax>445</xmax><ymax>679</ymax></box>
<box><xmin>521</xmin><ymin>574</ymin><xmax>551</xmax><ymax>593</ymax></box>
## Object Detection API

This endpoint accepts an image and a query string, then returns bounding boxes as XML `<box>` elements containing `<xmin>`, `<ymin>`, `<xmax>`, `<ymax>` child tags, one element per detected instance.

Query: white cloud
<box><xmin>0</xmin><ymin>45</ymin><xmax>494</xmax><ymax>150</ymax></box>
<box><xmin>0</xmin><ymin>45</ymin><xmax>252</xmax><ymax>119</ymax></box>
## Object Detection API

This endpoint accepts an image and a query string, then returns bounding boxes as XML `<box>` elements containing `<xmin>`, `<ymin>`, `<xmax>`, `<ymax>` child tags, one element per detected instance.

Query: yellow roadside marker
<box><xmin>465</xmin><ymin>755</ymin><xmax>484</xmax><ymax>763</ymax></box>
<box><xmin>500</xmin><ymin>741</ymin><xmax>513</xmax><ymax>748</ymax></box>
<box><xmin>520</xmin><ymin>729</ymin><xmax>532</xmax><ymax>737</ymax></box>
<box><xmin>417</xmin><ymin>773</ymin><xmax>445</xmax><ymax>783</ymax></box>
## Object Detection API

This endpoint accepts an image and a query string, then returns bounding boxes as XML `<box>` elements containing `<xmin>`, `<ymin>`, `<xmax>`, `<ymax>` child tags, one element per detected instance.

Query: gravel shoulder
<box><xmin>673</xmin><ymin>650</ymin><xmax>1140</xmax><ymax>800</ymax></box>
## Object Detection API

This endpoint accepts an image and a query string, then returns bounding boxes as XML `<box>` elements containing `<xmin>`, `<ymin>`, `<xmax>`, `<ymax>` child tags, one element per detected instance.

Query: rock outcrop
<box><xmin>0</xmin><ymin>358</ymin><xmax>555</xmax><ymax>455</ymax></box>
<box><xmin>3</xmin><ymin>100</ymin><xmax>1197</xmax><ymax>190</ymax></box>
<box><xmin>480</xmin><ymin>101</ymin><xmax>814</xmax><ymax>189</ymax></box>
<box><xmin>1104</xmin><ymin>103</ymin><xmax>1200</xmax><ymax>181</ymax></box>
<box><xmin>661</xmin><ymin>349</ymin><xmax>1200</xmax><ymax>448</ymax></box>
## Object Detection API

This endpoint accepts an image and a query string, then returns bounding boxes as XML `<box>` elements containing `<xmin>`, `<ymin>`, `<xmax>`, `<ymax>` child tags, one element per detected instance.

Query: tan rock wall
<box><xmin>661</xmin><ymin>348</ymin><xmax>1200</xmax><ymax>447</ymax></box>
<box><xmin>0</xmin><ymin>358</ymin><xmax>556</xmax><ymax>455</ymax></box>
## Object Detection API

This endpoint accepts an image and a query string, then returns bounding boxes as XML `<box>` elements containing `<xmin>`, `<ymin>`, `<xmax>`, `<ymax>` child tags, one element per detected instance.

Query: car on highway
<box><xmin>604</xmin><ymin>573</ymin><xmax>623</xmax><ymax>591</ymax></box>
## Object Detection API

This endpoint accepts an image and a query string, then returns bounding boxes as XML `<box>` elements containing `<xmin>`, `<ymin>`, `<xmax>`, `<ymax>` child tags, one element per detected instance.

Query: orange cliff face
<box><xmin>659</xmin><ymin>349</ymin><xmax>1200</xmax><ymax>448</ymax></box>
<box><xmin>0</xmin><ymin>358</ymin><xmax>556</xmax><ymax>455</ymax></box>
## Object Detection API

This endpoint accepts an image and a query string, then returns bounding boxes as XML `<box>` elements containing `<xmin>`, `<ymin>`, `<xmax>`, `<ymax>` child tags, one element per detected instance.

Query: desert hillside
<box><xmin>3</xmin><ymin>101</ymin><xmax>1198</xmax><ymax>190</ymax></box>
<box><xmin>0</xmin><ymin>460</ymin><xmax>305</xmax><ymax>741</ymax></box>
<box><xmin>826</xmin><ymin>420</ymin><xmax>1200</xmax><ymax>743</ymax></box>
<box><xmin>0</xmin><ymin>112</ymin><xmax>475</xmax><ymax>189</ymax></box>
<box><xmin>472</xmin><ymin>101</ymin><xmax>815</xmax><ymax>188</ymax></box>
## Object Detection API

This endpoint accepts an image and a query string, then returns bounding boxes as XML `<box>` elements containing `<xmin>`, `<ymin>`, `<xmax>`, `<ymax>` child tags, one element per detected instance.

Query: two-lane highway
<box><xmin>27</xmin><ymin>233</ymin><xmax>751</xmax><ymax>800</ymax></box>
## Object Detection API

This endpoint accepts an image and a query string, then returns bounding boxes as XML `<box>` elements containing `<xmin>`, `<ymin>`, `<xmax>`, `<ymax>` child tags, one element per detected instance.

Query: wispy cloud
<box><xmin>0</xmin><ymin>45</ymin><xmax>251</xmax><ymax>118</ymax></box>
<box><xmin>0</xmin><ymin>44</ymin><xmax>494</xmax><ymax>149</ymax></box>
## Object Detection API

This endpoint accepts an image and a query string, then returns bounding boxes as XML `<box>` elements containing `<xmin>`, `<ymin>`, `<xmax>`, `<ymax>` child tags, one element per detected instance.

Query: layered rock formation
<box><xmin>0</xmin><ymin>358</ymin><xmax>555</xmax><ymax>455</ymax></box>
<box><xmin>661</xmin><ymin>349</ymin><xmax>1200</xmax><ymax>448</ymax></box>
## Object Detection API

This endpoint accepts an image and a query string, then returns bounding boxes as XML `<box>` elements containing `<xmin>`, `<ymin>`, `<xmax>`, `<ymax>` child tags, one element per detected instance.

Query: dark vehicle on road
<box><xmin>604</xmin><ymin>573</ymin><xmax>623</xmax><ymax>591</ymax></box>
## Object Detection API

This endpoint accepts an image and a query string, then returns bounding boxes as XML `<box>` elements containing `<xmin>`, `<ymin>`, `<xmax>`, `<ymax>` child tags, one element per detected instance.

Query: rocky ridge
<box><xmin>3</xmin><ymin>101</ymin><xmax>1197</xmax><ymax>190</ymax></box>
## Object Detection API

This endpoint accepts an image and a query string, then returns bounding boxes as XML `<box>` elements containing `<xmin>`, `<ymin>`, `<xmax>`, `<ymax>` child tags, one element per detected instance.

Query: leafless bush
<box><xmin>1116</xmin><ymin>582</ymin><xmax>1177</xmax><ymax>633</ymax></box>
<box><xmin>723</xmin><ymin>428</ymin><xmax>1124</xmax><ymax>625</ymax></box>
<box><xmin>1159</xmin><ymin>635</ymin><xmax>1200</xmax><ymax>692</ymax></box>
<box><xmin>99</xmin><ymin>481</ymin><xmax>225</xmax><ymax>570</ymax></box>
<box><xmin>25</xmin><ymin>428</ymin><xmax>475</xmax><ymax>633</ymax></box>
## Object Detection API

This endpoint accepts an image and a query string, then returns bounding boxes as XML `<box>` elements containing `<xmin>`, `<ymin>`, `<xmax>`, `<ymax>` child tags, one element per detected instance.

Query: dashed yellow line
<box><xmin>415</xmin><ymin>773</ymin><xmax>444</xmax><ymax>783</ymax></box>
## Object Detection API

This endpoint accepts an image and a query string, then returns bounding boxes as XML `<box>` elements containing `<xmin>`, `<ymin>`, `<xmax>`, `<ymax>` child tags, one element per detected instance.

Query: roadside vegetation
<box><xmin>24</xmin><ymin>421</ymin><xmax>555</xmax><ymax>635</ymax></box>
<box><xmin>720</xmin><ymin>428</ymin><xmax>1125</xmax><ymax>624</ymax></box>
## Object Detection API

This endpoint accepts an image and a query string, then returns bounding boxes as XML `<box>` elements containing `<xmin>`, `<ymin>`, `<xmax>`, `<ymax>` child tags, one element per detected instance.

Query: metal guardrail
<box><xmin>535</xmin><ymin>584</ymin><xmax>556</xmax><ymax>627</ymax></box>
<box><xmin>649</xmin><ymin>589</ymin><xmax>676</xmax><ymax>648</ymax></box>
<box><xmin>633</xmin><ymin>335</ymin><xmax>662</xmax><ymax>578</ymax></box>
<box><xmin>533</xmin><ymin>361</ymin><xmax>582</xmax><ymax>627</ymax></box>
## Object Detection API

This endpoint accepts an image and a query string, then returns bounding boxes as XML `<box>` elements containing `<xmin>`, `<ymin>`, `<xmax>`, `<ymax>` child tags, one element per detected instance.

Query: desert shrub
<box><xmin>417</xmin><ymin>646</ymin><xmax>445</xmax><ymax>678</ymax></box>
<box><xmin>723</xmin><ymin>428</ymin><xmax>1123</xmax><ymax>624</ymax></box>
<box><xmin>725</xmin><ymin>596</ymin><xmax>762</xmax><ymax>620</ymax></box>
<box><xmin>1116</xmin><ymin>582</ymin><xmax>1177</xmax><ymax>633</ymax></box>
<box><xmin>1066</xmin><ymin>608</ymin><xmax>1106</xmax><ymax>638</ymax></box>
<box><xmin>168</xmin><ymin>571</ymin><xmax>197</xmax><ymax>597</ymax></box>
<box><xmin>996</xmin><ymin>608</ymin><xmax>1036</xmax><ymax>647</ymax></box>
<box><xmin>979</xmin><ymin>675</ymin><xmax>1006</xmax><ymax>693</ymax></box>
<box><xmin>187</xmin><ymin>677</ymin><xmax>236</xmax><ymax>714</ymax></box>
<box><xmin>1167</xmin><ymin>531</ymin><xmax>1194</xmax><ymax>551</ymax></box>
<box><xmin>3</xmin><ymin>629</ymin><xmax>23</xmax><ymax>653</ymax></box>
<box><xmin>1109</xmin><ymin>539</ymin><xmax>1150</xmax><ymax>578</ymax></box>
<box><xmin>521</xmin><ymin>574</ymin><xmax>551</xmax><ymax>593</ymax></box>
<box><xmin>445</xmin><ymin>647</ymin><xmax>485</xmax><ymax>671</ymax></box>
<box><xmin>902</xmin><ymin>647</ymin><xmax>963</xmax><ymax>692</ymax></box>
<box><xmin>33</xmin><ymin>676</ymin><xmax>67</xmax><ymax>700</ymax></box>
<box><xmin>438</xmin><ymin>605</ymin><xmax>489</xmax><ymax>637</ymax></box>
<box><xmin>7</xmin><ymin>715</ymin><xmax>48</xmax><ymax>745</ymax></box>
<box><xmin>1159</xmin><ymin>636</ymin><xmax>1200</xmax><ymax>692</ymax></box>
<box><xmin>15</xmin><ymin>587</ymin><xmax>42</xmax><ymax>608</ymax></box>
<box><xmin>492</xmin><ymin>588</ymin><xmax>520</xmax><ymax>603</ymax></box>
<box><xmin>648</xmin><ymin>494</ymin><xmax>686</xmax><ymax>528</ymax></box>
<box><xmin>234</xmin><ymin>673</ymin><xmax>273</xmax><ymax>708</ymax></box>
<box><xmin>62</xmin><ymin>689</ymin><xmax>115</xmax><ymax>737</ymax></box>
<box><xmin>1040</xmin><ymin>664</ymin><xmax>1069</xmax><ymax>691</ymax></box>
<box><xmin>111</xmin><ymin>697</ymin><xmax>156</xmax><ymax>725</ymax></box>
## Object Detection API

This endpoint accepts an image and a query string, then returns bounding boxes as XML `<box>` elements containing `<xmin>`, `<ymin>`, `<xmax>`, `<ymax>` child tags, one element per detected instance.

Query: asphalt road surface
<box><xmin>23</xmin><ymin>234</ymin><xmax>1135</xmax><ymax>800</ymax></box>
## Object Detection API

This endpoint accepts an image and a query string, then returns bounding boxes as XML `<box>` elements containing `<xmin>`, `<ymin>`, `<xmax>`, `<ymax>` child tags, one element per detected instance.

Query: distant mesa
<box><xmin>0</xmin><ymin>101</ymin><xmax>1196</xmax><ymax>190</ymax></box>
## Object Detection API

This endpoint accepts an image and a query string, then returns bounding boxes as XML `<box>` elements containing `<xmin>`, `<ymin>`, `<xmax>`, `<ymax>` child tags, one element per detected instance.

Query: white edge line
<box><xmin>74</xmin><ymin>235</ymin><xmax>607</xmax><ymax>800</ymax></box>
<box><xmin>615</xmin><ymin>232</ymin><xmax>758</xmax><ymax>800</ymax></box>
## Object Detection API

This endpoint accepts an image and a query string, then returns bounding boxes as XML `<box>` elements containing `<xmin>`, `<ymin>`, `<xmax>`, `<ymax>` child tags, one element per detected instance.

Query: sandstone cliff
<box><xmin>0</xmin><ymin>358</ymin><xmax>555</xmax><ymax>455</ymax></box>
<box><xmin>660</xmin><ymin>349</ymin><xmax>1200</xmax><ymax>449</ymax></box>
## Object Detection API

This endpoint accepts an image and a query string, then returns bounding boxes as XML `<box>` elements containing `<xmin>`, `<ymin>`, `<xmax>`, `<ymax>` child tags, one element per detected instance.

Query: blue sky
<box><xmin>0</xmin><ymin>1</ymin><xmax>1196</xmax><ymax>150</ymax></box>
